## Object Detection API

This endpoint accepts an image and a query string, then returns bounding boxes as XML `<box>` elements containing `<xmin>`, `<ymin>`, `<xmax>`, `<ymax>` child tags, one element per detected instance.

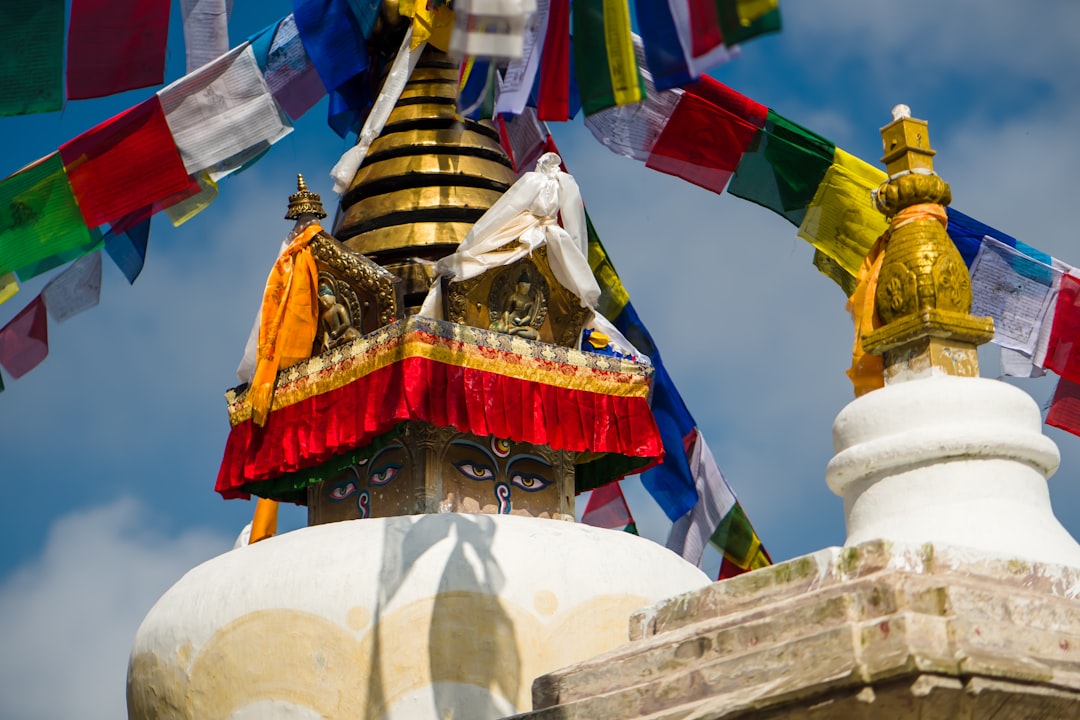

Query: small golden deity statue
<box><xmin>318</xmin><ymin>283</ymin><xmax>362</xmax><ymax>350</ymax></box>
<box><xmin>491</xmin><ymin>269</ymin><xmax>541</xmax><ymax>339</ymax></box>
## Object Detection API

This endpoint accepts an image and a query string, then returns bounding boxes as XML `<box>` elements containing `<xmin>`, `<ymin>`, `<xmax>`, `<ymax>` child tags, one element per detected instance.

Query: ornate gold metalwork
<box><xmin>862</xmin><ymin>106</ymin><xmax>994</xmax><ymax>377</ymax></box>
<box><xmin>446</xmin><ymin>247</ymin><xmax>589</xmax><ymax>348</ymax></box>
<box><xmin>285</xmin><ymin>174</ymin><xmax>326</xmax><ymax>220</ymax></box>
<box><xmin>309</xmin><ymin>233</ymin><xmax>404</xmax><ymax>332</ymax></box>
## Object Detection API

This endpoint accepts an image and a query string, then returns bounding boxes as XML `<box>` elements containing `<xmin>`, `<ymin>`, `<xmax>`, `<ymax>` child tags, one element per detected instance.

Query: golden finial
<box><xmin>285</xmin><ymin>173</ymin><xmax>327</xmax><ymax>220</ymax></box>
<box><xmin>861</xmin><ymin>105</ymin><xmax>994</xmax><ymax>384</ymax></box>
<box><xmin>332</xmin><ymin>46</ymin><xmax>516</xmax><ymax>309</ymax></box>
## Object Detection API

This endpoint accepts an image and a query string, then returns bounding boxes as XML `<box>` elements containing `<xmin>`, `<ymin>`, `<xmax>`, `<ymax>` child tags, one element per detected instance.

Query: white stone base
<box><xmin>127</xmin><ymin>514</ymin><xmax>709</xmax><ymax>720</ymax></box>
<box><xmin>826</xmin><ymin>376</ymin><xmax>1080</xmax><ymax>568</ymax></box>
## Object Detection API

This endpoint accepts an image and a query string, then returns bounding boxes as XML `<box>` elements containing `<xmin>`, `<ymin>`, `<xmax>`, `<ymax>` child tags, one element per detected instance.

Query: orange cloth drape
<box><xmin>249</xmin><ymin>497</ymin><xmax>279</xmax><ymax>543</ymax></box>
<box><xmin>846</xmin><ymin>203</ymin><xmax>949</xmax><ymax>397</ymax></box>
<box><xmin>249</xmin><ymin>224</ymin><xmax>322</xmax><ymax>426</ymax></box>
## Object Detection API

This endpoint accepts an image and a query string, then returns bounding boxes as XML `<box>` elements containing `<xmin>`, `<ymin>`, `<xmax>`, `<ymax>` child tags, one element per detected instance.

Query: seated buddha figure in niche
<box><xmin>318</xmin><ymin>282</ymin><xmax>362</xmax><ymax>351</ymax></box>
<box><xmin>490</xmin><ymin>270</ymin><xmax>541</xmax><ymax>340</ymax></box>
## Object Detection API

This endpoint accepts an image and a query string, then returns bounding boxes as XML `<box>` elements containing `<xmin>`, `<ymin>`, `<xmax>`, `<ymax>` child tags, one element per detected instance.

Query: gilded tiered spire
<box><xmin>862</xmin><ymin>105</ymin><xmax>994</xmax><ymax>384</ymax></box>
<box><xmin>285</xmin><ymin>173</ymin><xmax>327</xmax><ymax>219</ymax></box>
<box><xmin>333</xmin><ymin>47</ymin><xmax>517</xmax><ymax>308</ymax></box>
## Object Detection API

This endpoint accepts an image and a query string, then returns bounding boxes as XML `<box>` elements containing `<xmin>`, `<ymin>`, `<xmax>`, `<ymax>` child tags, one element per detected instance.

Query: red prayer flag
<box><xmin>581</xmin><ymin>481</ymin><xmax>635</xmax><ymax>531</ymax></box>
<box><xmin>0</xmin><ymin>295</ymin><xmax>48</xmax><ymax>378</ymax></box>
<box><xmin>1045</xmin><ymin>273</ymin><xmax>1080</xmax><ymax>383</ymax></box>
<box><xmin>536</xmin><ymin>0</ymin><xmax>570</xmax><ymax>121</ymax></box>
<box><xmin>645</xmin><ymin>80</ymin><xmax>761</xmax><ymax>195</ymax></box>
<box><xmin>67</xmin><ymin>0</ymin><xmax>171</xmax><ymax>99</ymax></box>
<box><xmin>687</xmin><ymin>0</ymin><xmax>723</xmax><ymax>56</ymax></box>
<box><xmin>1047</xmin><ymin>376</ymin><xmax>1080</xmax><ymax>437</ymax></box>
<box><xmin>684</xmin><ymin>77</ymin><xmax>767</xmax><ymax>127</ymax></box>
<box><xmin>60</xmin><ymin>97</ymin><xmax>193</xmax><ymax>229</ymax></box>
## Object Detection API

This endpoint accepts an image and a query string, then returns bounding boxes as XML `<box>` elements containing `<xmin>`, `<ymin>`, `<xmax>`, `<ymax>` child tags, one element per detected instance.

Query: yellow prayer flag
<box><xmin>0</xmin><ymin>272</ymin><xmax>18</xmax><ymax>306</ymax></box>
<box><xmin>736</xmin><ymin>0</ymin><xmax>778</xmax><ymax>25</ymax></box>
<box><xmin>408</xmin><ymin>2</ymin><xmax>454</xmax><ymax>51</ymax></box>
<box><xmin>165</xmin><ymin>173</ymin><xmax>218</xmax><ymax>227</ymax></box>
<box><xmin>249</xmin><ymin>497</ymin><xmax>279</xmax><ymax>543</ymax></box>
<box><xmin>798</xmin><ymin>147</ymin><xmax>888</xmax><ymax>280</ymax></box>
<box><xmin>602</xmin><ymin>0</ymin><xmax>641</xmax><ymax>106</ymax></box>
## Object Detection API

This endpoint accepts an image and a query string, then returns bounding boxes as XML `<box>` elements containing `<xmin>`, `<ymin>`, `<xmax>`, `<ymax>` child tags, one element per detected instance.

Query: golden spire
<box><xmin>285</xmin><ymin>174</ymin><xmax>327</xmax><ymax>220</ymax></box>
<box><xmin>862</xmin><ymin>105</ymin><xmax>994</xmax><ymax>383</ymax></box>
<box><xmin>332</xmin><ymin>47</ymin><xmax>517</xmax><ymax>308</ymax></box>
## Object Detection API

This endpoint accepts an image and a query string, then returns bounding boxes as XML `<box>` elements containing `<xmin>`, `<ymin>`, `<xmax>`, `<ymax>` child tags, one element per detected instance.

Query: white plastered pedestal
<box><xmin>126</xmin><ymin>513</ymin><xmax>709</xmax><ymax>720</ymax></box>
<box><xmin>827</xmin><ymin>375</ymin><xmax>1080</xmax><ymax>568</ymax></box>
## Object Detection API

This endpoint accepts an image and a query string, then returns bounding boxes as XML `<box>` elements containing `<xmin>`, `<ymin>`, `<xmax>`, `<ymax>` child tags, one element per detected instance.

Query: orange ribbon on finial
<box><xmin>846</xmin><ymin>203</ymin><xmax>948</xmax><ymax>396</ymax></box>
<box><xmin>248</xmin><ymin>224</ymin><xmax>322</xmax><ymax>426</ymax></box>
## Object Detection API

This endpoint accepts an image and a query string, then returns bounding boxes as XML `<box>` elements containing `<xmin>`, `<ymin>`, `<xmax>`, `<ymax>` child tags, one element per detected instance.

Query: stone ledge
<box><xmin>513</xmin><ymin>541</ymin><xmax>1080</xmax><ymax>720</ymax></box>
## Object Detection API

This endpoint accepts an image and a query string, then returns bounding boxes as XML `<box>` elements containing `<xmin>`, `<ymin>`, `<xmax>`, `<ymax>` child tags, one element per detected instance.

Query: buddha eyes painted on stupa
<box><xmin>446</xmin><ymin>438</ymin><xmax>556</xmax><ymax>514</ymax></box>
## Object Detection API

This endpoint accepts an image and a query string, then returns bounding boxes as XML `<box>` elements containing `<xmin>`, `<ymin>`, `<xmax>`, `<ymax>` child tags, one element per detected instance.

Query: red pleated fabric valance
<box><xmin>216</xmin><ymin>317</ymin><xmax>661</xmax><ymax>499</ymax></box>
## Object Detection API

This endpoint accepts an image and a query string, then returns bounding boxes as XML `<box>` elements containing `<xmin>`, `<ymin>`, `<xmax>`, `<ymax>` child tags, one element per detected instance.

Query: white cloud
<box><xmin>0</xmin><ymin>499</ymin><xmax>230</xmax><ymax>720</ymax></box>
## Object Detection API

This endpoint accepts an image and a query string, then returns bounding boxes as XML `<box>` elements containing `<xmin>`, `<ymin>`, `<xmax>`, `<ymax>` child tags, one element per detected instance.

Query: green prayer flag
<box><xmin>0</xmin><ymin>0</ymin><xmax>64</xmax><ymax>116</ymax></box>
<box><xmin>0</xmin><ymin>155</ymin><xmax>96</xmax><ymax>277</ymax></box>
<box><xmin>716</xmin><ymin>1</ymin><xmax>782</xmax><ymax>46</ymax></box>
<box><xmin>572</xmin><ymin>0</ymin><xmax>645</xmax><ymax>116</ymax></box>
<box><xmin>15</xmin><ymin>233</ymin><xmax>103</xmax><ymax>282</ymax></box>
<box><xmin>727</xmin><ymin>110</ymin><xmax>835</xmax><ymax>226</ymax></box>
<box><xmin>708</xmin><ymin>503</ymin><xmax>756</xmax><ymax>561</ymax></box>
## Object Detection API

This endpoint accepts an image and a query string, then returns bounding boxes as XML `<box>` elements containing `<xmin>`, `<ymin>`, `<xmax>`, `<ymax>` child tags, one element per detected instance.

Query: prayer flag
<box><xmin>666</xmin><ymin>0</ymin><xmax>737</xmax><ymax>80</ymax></box>
<box><xmin>497</xmin><ymin>109</ymin><xmax>549</xmax><ymax>176</ymax></box>
<box><xmin>572</xmin><ymin>0</ymin><xmax>645</xmax><ymax>115</ymax></box>
<box><xmin>632</xmin><ymin>0</ymin><xmax>693</xmax><ymax>91</ymax></box>
<box><xmin>165</xmin><ymin>173</ymin><xmax>218</xmax><ymax>227</ymax></box>
<box><xmin>294</xmin><ymin>0</ymin><xmax>371</xmax><ymax>137</ymax></box>
<box><xmin>584</xmin><ymin>214</ymin><xmax>698</xmax><ymax>519</ymax></box>
<box><xmin>1045</xmin><ymin>273</ymin><xmax>1080</xmax><ymax>384</ymax></box>
<box><xmin>536</xmin><ymin>0</ymin><xmax>570</xmax><ymax>120</ymax></box>
<box><xmin>581</xmin><ymin>482</ymin><xmax>638</xmax><ymax>534</ymax></box>
<box><xmin>104</xmin><ymin>218</ymin><xmax>151</xmax><ymax>284</ymax></box>
<box><xmin>0</xmin><ymin>154</ymin><xmax>96</xmax><ymax>277</ymax></box>
<box><xmin>0</xmin><ymin>0</ymin><xmax>64</xmax><ymax>116</ymax></box>
<box><xmin>0</xmin><ymin>295</ymin><xmax>48</xmax><ymax>379</ymax></box>
<box><xmin>494</xmin><ymin>0</ymin><xmax>550</xmax><ymax>116</ymax></box>
<box><xmin>584</xmin><ymin>35</ymin><xmax>680</xmax><ymax>162</ymax></box>
<box><xmin>15</xmin><ymin>232</ymin><xmax>101</xmax><ymax>282</ymax></box>
<box><xmin>712</xmin><ymin>502</ymin><xmax>772</xmax><ymax>579</ymax></box>
<box><xmin>797</xmin><ymin>148</ymin><xmax>887</xmax><ymax>279</ymax></box>
<box><xmin>945</xmin><ymin>207</ymin><xmax>1018</xmax><ymax>268</ymax></box>
<box><xmin>0</xmin><ymin>273</ymin><xmax>17</xmax><ymax>306</ymax></box>
<box><xmin>1047</xmin><ymin>377</ymin><xmax>1080</xmax><ymax>438</ymax></box>
<box><xmin>42</xmin><ymin>251</ymin><xmax>102</xmax><ymax>323</ymax></box>
<box><xmin>727</xmin><ymin>110</ymin><xmax>835</xmax><ymax>227</ymax></box>
<box><xmin>716</xmin><ymin>0</ymin><xmax>781</xmax><ymax>46</ymax></box>
<box><xmin>251</xmin><ymin>15</ymin><xmax>326</xmax><ymax>121</ymax></box>
<box><xmin>158</xmin><ymin>44</ymin><xmax>293</xmax><ymax>180</ymax></box>
<box><xmin>457</xmin><ymin>57</ymin><xmax>497</xmax><ymax>120</ymax></box>
<box><xmin>67</xmin><ymin>0</ymin><xmax>170</xmax><ymax>99</ymax></box>
<box><xmin>345</xmin><ymin>0</ymin><xmax>382</xmax><ymax>39</ymax></box>
<box><xmin>666</xmin><ymin>431</ymin><xmax>737</xmax><ymax>566</ymax></box>
<box><xmin>969</xmin><ymin>237</ymin><xmax>1059</xmax><ymax>356</ymax></box>
<box><xmin>401</xmin><ymin>0</ymin><xmax>454</xmax><ymax>51</ymax></box>
<box><xmin>60</xmin><ymin>97</ymin><xmax>193</xmax><ymax>229</ymax></box>
<box><xmin>645</xmin><ymin>78</ymin><xmax>762</xmax><ymax>195</ymax></box>
<box><xmin>180</xmin><ymin>0</ymin><xmax>230</xmax><ymax>74</ymax></box>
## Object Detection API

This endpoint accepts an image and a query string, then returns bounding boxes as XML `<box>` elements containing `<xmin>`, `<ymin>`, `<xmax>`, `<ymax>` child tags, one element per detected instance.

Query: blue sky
<box><xmin>2</xmin><ymin>2</ymin><xmax>1080</xmax><ymax>718</ymax></box>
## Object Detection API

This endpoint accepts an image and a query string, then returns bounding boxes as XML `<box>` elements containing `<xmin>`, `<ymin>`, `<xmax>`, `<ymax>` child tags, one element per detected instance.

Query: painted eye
<box><xmin>510</xmin><ymin>473</ymin><xmax>552</xmax><ymax>492</ymax></box>
<box><xmin>453</xmin><ymin>461</ymin><xmax>495</xmax><ymax>481</ymax></box>
<box><xmin>329</xmin><ymin>480</ymin><xmax>357</xmax><ymax>501</ymax></box>
<box><xmin>368</xmin><ymin>464</ymin><xmax>400</xmax><ymax>486</ymax></box>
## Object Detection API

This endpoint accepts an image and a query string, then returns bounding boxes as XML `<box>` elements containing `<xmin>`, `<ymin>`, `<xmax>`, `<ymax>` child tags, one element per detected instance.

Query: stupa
<box><xmin>125</xmin><ymin>34</ymin><xmax>710</xmax><ymax>720</ymax></box>
<box><xmin>509</xmin><ymin>109</ymin><xmax>1080</xmax><ymax>719</ymax></box>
